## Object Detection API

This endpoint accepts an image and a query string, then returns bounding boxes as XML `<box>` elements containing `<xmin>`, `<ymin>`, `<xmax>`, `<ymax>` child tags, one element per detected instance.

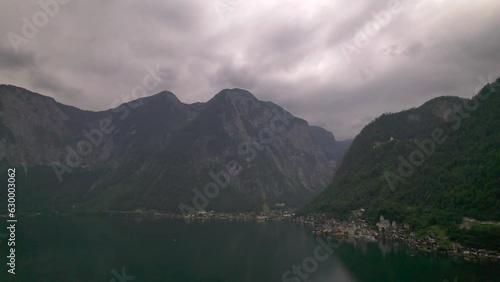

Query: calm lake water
<box><xmin>0</xmin><ymin>216</ymin><xmax>498</xmax><ymax>282</ymax></box>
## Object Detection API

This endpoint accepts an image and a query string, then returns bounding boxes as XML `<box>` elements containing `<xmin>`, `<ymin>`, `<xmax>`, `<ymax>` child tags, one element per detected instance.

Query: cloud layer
<box><xmin>1</xmin><ymin>0</ymin><xmax>499</xmax><ymax>139</ymax></box>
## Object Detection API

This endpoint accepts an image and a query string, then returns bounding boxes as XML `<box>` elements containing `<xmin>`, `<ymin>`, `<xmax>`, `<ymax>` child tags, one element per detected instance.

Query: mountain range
<box><xmin>0</xmin><ymin>85</ymin><xmax>351</xmax><ymax>213</ymax></box>
<box><xmin>2</xmin><ymin>78</ymin><xmax>498</xmax><ymax>249</ymax></box>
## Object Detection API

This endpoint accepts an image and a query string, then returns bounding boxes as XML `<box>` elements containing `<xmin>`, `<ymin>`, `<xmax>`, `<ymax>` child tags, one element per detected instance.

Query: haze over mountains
<box><xmin>0</xmin><ymin>85</ymin><xmax>351</xmax><ymax>213</ymax></box>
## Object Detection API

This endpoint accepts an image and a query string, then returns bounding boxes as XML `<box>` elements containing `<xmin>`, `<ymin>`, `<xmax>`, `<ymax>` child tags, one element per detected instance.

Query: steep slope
<box><xmin>309</xmin><ymin>125</ymin><xmax>352</xmax><ymax>169</ymax></box>
<box><xmin>303</xmin><ymin>79</ymin><xmax>500</xmax><ymax>249</ymax></box>
<box><xmin>0</xmin><ymin>85</ymin><xmax>350</xmax><ymax>213</ymax></box>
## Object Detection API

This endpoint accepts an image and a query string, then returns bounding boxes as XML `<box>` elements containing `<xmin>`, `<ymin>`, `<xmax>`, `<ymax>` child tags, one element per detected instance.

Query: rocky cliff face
<box><xmin>0</xmin><ymin>85</ymin><xmax>350</xmax><ymax>213</ymax></box>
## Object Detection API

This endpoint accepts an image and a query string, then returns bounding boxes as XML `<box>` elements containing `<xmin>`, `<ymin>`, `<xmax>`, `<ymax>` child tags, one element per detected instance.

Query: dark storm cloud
<box><xmin>0</xmin><ymin>45</ymin><xmax>35</xmax><ymax>70</ymax></box>
<box><xmin>0</xmin><ymin>0</ymin><xmax>499</xmax><ymax>139</ymax></box>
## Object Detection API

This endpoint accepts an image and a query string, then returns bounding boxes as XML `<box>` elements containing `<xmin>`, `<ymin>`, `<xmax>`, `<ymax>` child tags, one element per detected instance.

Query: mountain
<box><xmin>0</xmin><ymin>85</ymin><xmax>351</xmax><ymax>214</ymax></box>
<box><xmin>303</xmin><ymin>79</ymin><xmax>500</xmax><ymax>249</ymax></box>
<box><xmin>309</xmin><ymin>125</ymin><xmax>352</xmax><ymax>163</ymax></box>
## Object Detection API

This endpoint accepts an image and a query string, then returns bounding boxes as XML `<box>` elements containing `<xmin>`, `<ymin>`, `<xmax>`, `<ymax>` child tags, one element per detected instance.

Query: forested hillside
<box><xmin>303</xmin><ymin>79</ymin><xmax>500</xmax><ymax>249</ymax></box>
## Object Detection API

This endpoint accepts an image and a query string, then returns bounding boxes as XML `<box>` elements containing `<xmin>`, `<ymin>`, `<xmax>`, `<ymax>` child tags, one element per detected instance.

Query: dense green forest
<box><xmin>303</xmin><ymin>79</ymin><xmax>500</xmax><ymax>250</ymax></box>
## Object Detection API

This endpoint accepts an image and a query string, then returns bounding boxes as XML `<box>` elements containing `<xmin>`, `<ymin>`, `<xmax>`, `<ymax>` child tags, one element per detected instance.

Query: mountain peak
<box><xmin>0</xmin><ymin>84</ymin><xmax>58</xmax><ymax>104</ymax></box>
<box><xmin>152</xmin><ymin>90</ymin><xmax>180</xmax><ymax>100</ymax></box>
<box><xmin>212</xmin><ymin>88</ymin><xmax>258</xmax><ymax>101</ymax></box>
<box><xmin>135</xmin><ymin>90</ymin><xmax>182</xmax><ymax>106</ymax></box>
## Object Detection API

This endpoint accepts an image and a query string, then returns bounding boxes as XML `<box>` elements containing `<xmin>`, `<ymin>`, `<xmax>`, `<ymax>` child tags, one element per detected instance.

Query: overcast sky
<box><xmin>1</xmin><ymin>0</ymin><xmax>499</xmax><ymax>140</ymax></box>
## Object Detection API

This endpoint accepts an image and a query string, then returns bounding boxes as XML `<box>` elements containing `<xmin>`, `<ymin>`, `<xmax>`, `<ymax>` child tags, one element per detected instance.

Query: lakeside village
<box><xmin>36</xmin><ymin>204</ymin><xmax>499</xmax><ymax>263</ymax></box>
<box><xmin>176</xmin><ymin>206</ymin><xmax>499</xmax><ymax>263</ymax></box>
<box><xmin>294</xmin><ymin>211</ymin><xmax>500</xmax><ymax>263</ymax></box>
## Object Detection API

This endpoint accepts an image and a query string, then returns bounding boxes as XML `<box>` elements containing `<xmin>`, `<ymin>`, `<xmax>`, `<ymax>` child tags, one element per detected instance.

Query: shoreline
<box><xmin>5</xmin><ymin>210</ymin><xmax>499</xmax><ymax>263</ymax></box>
<box><xmin>295</xmin><ymin>213</ymin><xmax>500</xmax><ymax>264</ymax></box>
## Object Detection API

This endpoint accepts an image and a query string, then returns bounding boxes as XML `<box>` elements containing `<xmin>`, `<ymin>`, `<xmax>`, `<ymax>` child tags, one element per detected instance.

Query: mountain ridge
<box><xmin>302</xmin><ymin>78</ymin><xmax>500</xmax><ymax>250</ymax></box>
<box><xmin>0</xmin><ymin>84</ymin><xmax>351</xmax><ymax>213</ymax></box>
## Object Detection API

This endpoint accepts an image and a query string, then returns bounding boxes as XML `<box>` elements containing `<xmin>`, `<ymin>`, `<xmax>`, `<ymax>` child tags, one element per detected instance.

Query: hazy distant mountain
<box><xmin>309</xmin><ymin>125</ymin><xmax>352</xmax><ymax>164</ymax></box>
<box><xmin>0</xmin><ymin>85</ymin><xmax>351</xmax><ymax>213</ymax></box>
<box><xmin>303</xmin><ymin>79</ymin><xmax>500</xmax><ymax>250</ymax></box>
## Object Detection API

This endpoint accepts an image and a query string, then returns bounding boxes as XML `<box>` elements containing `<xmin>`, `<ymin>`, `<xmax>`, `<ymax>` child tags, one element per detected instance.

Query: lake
<box><xmin>0</xmin><ymin>216</ymin><xmax>498</xmax><ymax>281</ymax></box>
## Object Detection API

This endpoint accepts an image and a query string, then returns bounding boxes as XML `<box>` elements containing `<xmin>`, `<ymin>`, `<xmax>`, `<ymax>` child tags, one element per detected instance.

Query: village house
<box><xmin>376</xmin><ymin>215</ymin><xmax>391</xmax><ymax>232</ymax></box>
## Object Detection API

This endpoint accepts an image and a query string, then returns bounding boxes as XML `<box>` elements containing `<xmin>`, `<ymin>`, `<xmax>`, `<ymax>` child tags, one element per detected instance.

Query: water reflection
<box><xmin>1</xmin><ymin>216</ymin><xmax>497</xmax><ymax>282</ymax></box>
